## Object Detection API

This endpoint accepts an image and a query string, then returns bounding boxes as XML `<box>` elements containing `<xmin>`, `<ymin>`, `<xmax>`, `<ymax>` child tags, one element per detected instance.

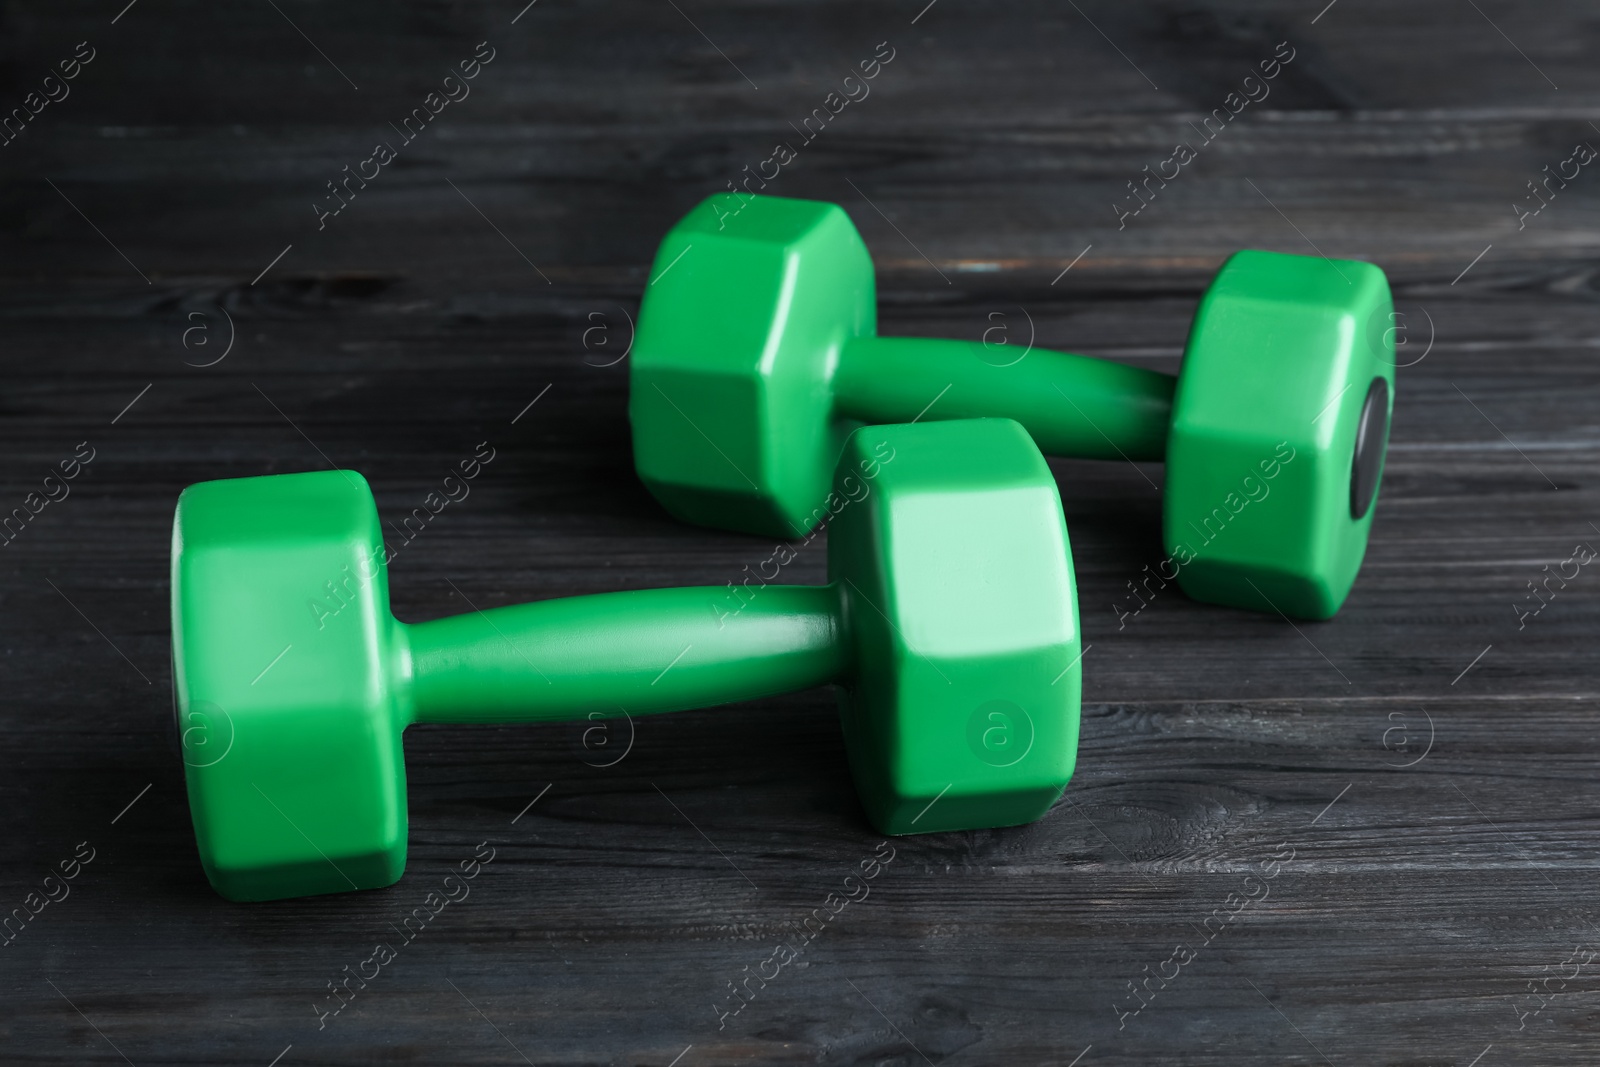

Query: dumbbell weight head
<box><xmin>632</xmin><ymin>194</ymin><xmax>875</xmax><ymax>537</ymax></box>
<box><xmin>172</xmin><ymin>470</ymin><xmax>407</xmax><ymax>901</ymax></box>
<box><xmin>1164</xmin><ymin>250</ymin><xmax>1395</xmax><ymax>619</ymax></box>
<box><xmin>172</xmin><ymin>418</ymin><xmax>1082</xmax><ymax>901</ymax></box>
<box><xmin>828</xmin><ymin>419</ymin><xmax>1081</xmax><ymax>834</ymax></box>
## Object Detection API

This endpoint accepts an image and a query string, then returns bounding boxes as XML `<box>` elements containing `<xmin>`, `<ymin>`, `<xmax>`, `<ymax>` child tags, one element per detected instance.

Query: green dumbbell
<box><xmin>172</xmin><ymin>418</ymin><xmax>1081</xmax><ymax>902</ymax></box>
<box><xmin>631</xmin><ymin>193</ymin><xmax>1396</xmax><ymax>620</ymax></box>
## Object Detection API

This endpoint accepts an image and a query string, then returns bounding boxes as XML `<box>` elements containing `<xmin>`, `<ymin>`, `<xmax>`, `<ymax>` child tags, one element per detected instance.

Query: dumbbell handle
<box><xmin>403</xmin><ymin>585</ymin><xmax>849</xmax><ymax>725</ymax></box>
<box><xmin>835</xmin><ymin>336</ymin><xmax>1175</xmax><ymax>461</ymax></box>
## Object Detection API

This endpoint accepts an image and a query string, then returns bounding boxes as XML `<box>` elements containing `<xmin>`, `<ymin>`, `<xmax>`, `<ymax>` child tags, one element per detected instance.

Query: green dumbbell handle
<box><xmin>835</xmin><ymin>337</ymin><xmax>1175</xmax><ymax>462</ymax></box>
<box><xmin>404</xmin><ymin>585</ymin><xmax>848</xmax><ymax>725</ymax></box>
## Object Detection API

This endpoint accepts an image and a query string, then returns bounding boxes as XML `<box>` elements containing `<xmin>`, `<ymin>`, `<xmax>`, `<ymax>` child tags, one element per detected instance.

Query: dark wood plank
<box><xmin>3</xmin><ymin>1</ymin><xmax>1600</xmax><ymax>1064</ymax></box>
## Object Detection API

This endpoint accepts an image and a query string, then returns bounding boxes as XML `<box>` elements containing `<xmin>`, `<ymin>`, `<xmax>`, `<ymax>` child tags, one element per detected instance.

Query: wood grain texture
<box><xmin>1</xmin><ymin>1</ymin><xmax>1599</xmax><ymax>1064</ymax></box>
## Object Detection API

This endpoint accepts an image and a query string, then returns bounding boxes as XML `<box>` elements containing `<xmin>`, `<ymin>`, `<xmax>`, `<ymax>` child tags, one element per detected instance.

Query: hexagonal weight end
<box><xmin>1165</xmin><ymin>250</ymin><xmax>1395</xmax><ymax>619</ymax></box>
<box><xmin>828</xmin><ymin>419</ymin><xmax>1082</xmax><ymax>835</ymax></box>
<box><xmin>172</xmin><ymin>470</ymin><xmax>407</xmax><ymax>901</ymax></box>
<box><xmin>630</xmin><ymin>194</ymin><xmax>877</xmax><ymax>538</ymax></box>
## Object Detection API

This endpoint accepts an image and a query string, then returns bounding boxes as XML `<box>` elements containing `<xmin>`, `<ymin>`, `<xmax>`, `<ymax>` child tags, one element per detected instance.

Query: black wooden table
<box><xmin>3</xmin><ymin>2</ymin><xmax>1597</xmax><ymax>1064</ymax></box>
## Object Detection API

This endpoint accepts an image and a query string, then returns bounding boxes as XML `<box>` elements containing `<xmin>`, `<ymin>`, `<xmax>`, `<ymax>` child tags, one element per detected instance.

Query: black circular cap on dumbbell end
<box><xmin>1350</xmin><ymin>376</ymin><xmax>1389</xmax><ymax>520</ymax></box>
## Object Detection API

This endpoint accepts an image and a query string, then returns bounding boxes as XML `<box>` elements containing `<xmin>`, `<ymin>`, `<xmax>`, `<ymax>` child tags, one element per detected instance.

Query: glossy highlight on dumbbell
<box><xmin>171</xmin><ymin>418</ymin><xmax>1081</xmax><ymax>902</ymax></box>
<box><xmin>631</xmin><ymin>193</ymin><xmax>1397</xmax><ymax>619</ymax></box>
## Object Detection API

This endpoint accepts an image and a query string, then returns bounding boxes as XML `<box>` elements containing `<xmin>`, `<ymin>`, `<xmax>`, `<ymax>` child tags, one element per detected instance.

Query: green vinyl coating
<box><xmin>404</xmin><ymin>585</ymin><xmax>848</xmax><ymax>724</ymax></box>
<box><xmin>835</xmin><ymin>336</ymin><xmax>1174</xmax><ymax>461</ymax></box>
